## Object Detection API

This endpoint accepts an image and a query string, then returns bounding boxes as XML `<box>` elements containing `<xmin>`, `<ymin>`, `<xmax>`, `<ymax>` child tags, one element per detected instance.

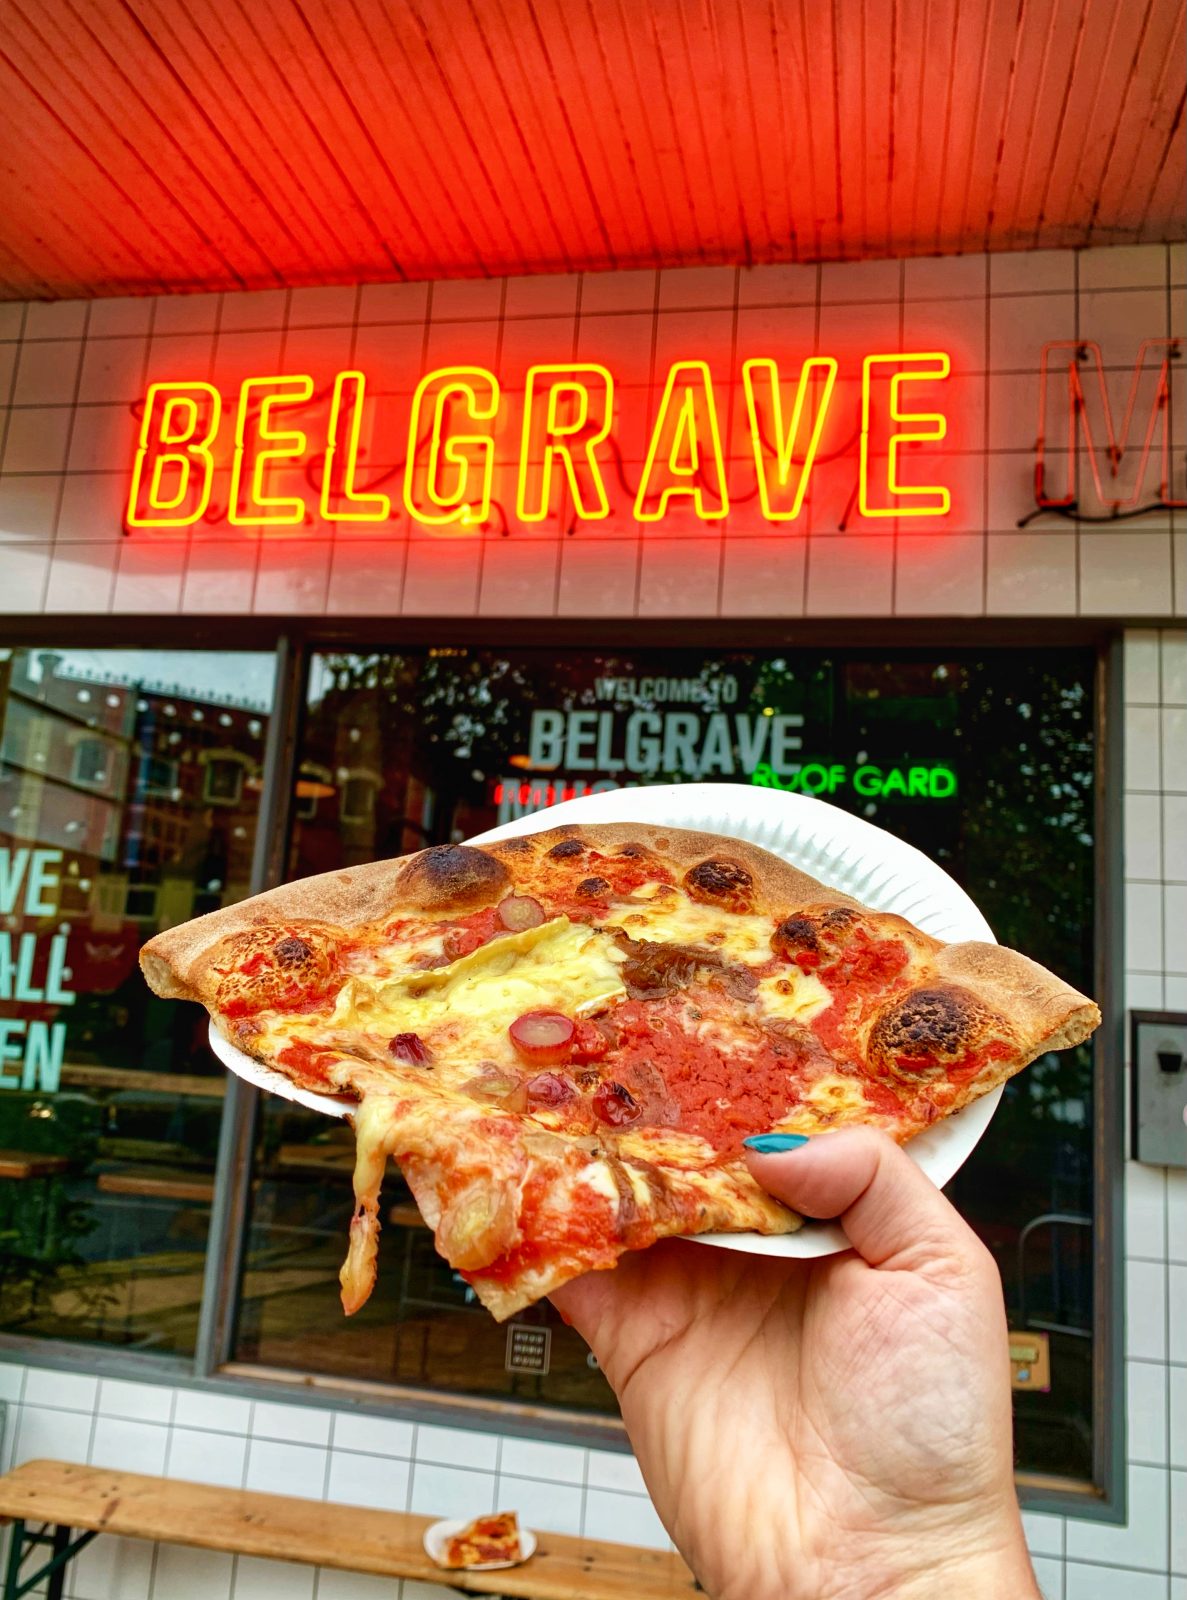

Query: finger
<box><xmin>744</xmin><ymin>1127</ymin><xmax>986</xmax><ymax>1273</ymax></box>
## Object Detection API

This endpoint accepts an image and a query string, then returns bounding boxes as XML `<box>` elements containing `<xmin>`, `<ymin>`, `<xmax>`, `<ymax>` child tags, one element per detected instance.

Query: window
<box><xmin>231</xmin><ymin>646</ymin><xmax>1097</xmax><ymax>1478</ymax></box>
<box><xmin>202</xmin><ymin>750</ymin><xmax>250</xmax><ymax>806</ymax></box>
<box><xmin>0</xmin><ymin>648</ymin><xmax>276</xmax><ymax>1355</ymax></box>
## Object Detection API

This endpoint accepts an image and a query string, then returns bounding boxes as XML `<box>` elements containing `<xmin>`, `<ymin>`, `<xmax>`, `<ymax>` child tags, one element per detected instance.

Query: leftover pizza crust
<box><xmin>140</xmin><ymin>822</ymin><xmax>1100</xmax><ymax>1320</ymax></box>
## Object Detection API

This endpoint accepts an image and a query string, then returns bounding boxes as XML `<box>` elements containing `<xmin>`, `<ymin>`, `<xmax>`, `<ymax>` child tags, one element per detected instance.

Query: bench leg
<box><xmin>1</xmin><ymin>1521</ymin><xmax>97</xmax><ymax>1600</ymax></box>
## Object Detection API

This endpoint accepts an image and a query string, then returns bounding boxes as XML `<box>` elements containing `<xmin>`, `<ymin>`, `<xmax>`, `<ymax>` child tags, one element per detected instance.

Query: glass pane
<box><xmin>0</xmin><ymin>647</ymin><xmax>276</xmax><ymax>1354</ymax></box>
<box><xmin>234</xmin><ymin>646</ymin><xmax>1096</xmax><ymax>1470</ymax></box>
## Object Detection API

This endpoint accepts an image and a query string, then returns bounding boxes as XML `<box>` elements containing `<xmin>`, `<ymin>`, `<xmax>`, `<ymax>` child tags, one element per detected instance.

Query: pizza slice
<box><xmin>439</xmin><ymin>1511</ymin><xmax>523</xmax><ymax>1569</ymax></box>
<box><xmin>140</xmin><ymin>823</ymin><xmax>1100</xmax><ymax>1320</ymax></box>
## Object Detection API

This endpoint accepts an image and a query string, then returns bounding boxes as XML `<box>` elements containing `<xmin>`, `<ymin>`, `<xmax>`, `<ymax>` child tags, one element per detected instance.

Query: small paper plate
<box><xmin>210</xmin><ymin>781</ymin><xmax>1001</xmax><ymax>1260</ymax></box>
<box><xmin>423</xmin><ymin>1518</ymin><xmax>537</xmax><ymax>1571</ymax></box>
<box><xmin>469</xmin><ymin>782</ymin><xmax>999</xmax><ymax>1260</ymax></box>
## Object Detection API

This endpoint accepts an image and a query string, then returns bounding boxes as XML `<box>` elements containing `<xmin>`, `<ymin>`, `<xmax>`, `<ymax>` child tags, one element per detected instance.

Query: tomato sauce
<box><xmin>606</xmin><ymin>999</ymin><xmax>810</xmax><ymax>1156</ymax></box>
<box><xmin>277</xmin><ymin>1038</ymin><xmax>339</xmax><ymax>1084</ymax></box>
<box><xmin>809</xmin><ymin>932</ymin><xmax>911</xmax><ymax>1055</ymax></box>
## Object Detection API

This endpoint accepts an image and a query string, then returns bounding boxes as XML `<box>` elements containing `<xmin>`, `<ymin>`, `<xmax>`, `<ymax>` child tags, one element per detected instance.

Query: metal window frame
<box><xmin>0</xmin><ymin>617</ymin><xmax>1127</xmax><ymax>1509</ymax></box>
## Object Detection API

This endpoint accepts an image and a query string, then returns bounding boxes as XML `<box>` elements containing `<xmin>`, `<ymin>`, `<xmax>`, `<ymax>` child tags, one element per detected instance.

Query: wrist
<box><xmin>856</xmin><ymin>1527</ymin><xmax>1039</xmax><ymax>1600</ymax></box>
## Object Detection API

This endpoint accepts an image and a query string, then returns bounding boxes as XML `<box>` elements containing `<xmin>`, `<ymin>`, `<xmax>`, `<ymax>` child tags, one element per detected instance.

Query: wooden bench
<box><xmin>0</xmin><ymin>1460</ymin><xmax>700</xmax><ymax>1600</ymax></box>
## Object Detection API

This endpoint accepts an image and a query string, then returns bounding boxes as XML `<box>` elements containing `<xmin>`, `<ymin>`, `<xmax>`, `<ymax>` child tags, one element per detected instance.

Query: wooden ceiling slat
<box><xmin>11</xmin><ymin>0</ymin><xmax>273</xmax><ymax>287</ymax></box>
<box><xmin>126</xmin><ymin>0</ymin><xmax>348</xmax><ymax>284</ymax></box>
<box><xmin>354</xmin><ymin>0</ymin><xmax>548</xmax><ymax>274</ymax></box>
<box><xmin>0</xmin><ymin>0</ymin><xmax>1180</xmax><ymax>300</ymax></box>
<box><xmin>525</xmin><ymin>0</ymin><xmax>659</xmax><ymax>267</ymax></box>
<box><xmin>1095</xmin><ymin>0</ymin><xmax>1186</xmax><ymax>236</ymax></box>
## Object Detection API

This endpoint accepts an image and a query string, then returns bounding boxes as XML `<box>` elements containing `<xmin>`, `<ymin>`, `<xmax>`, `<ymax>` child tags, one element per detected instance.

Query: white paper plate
<box><xmin>423</xmin><ymin>1518</ymin><xmax>537</xmax><ymax>1571</ymax></box>
<box><xmin>469</xmin><ymin>783</ymin><xmax>998</xmax><ymax>1260</ymax></box>
<box><xmin>210</xmin><ymin>781</ymin><xmax>1000</xmax><ymax>1260</ymax></box>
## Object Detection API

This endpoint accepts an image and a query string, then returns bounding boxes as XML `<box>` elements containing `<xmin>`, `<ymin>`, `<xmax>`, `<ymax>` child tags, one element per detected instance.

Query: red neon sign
<box><xmin>125</xmin><ymin>351</ymin><xmax>956</xmax><ymax>532</ymax></box>
<box><xmin>1036</xmin><ymin>340</ymin><xmax>1186</xmax><ymax>511</ymax></box>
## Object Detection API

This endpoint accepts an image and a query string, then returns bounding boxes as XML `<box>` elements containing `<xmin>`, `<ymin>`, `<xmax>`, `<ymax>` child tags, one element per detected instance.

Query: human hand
<box><xmin>551</xmin><ymin>1129</ymin><xmax>1039</xmax><ymax>1600</ymax></box>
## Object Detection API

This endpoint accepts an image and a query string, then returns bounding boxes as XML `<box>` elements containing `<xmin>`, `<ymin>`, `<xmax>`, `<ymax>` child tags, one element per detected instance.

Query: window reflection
<box><xmin>0</xmin><ymin>648</ymin><xmax>275</xmax><ymax>1353</ymax></box>
<box><xmin>235</xmin><ymin>646</ymin><xmax>1096</xmax><ymax>1470</ymax></box>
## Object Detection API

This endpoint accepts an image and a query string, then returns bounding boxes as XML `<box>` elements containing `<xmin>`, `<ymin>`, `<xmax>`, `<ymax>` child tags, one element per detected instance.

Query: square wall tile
<box><xmin>1164</xmin><ymin>706</ymin><xmax>1187</xmax><ymax>791</ymax></box>
<box><xmin>415</xmin><ymin>1423</ymin><xmax>499</xmax><ymax>1472</ymax></box>
<box><xmin>720</xmin><ymin>534</ymin><xmax>806</xmax><ymax>616</ymax></box>
<box><xmin>97</xmin><ymin>1378</ymin><xmax>172</xmax><ymax>1424</ymax></box>
<box><xmin>1125</xmin><ymin>629</ymin><xmax>1162</xmax><ymax>704</ymax></box>
<box><xmin>15</xmin><ymin>1404</ymin><xmax>93</xmax><ymax>1465</ymax></box>
<box><xmin>1030</xmin><ymin>1553</ymin><xmax>1063</xmax><ymax>1600</ymax></box>
<box><xmin>1126</xmin><ymin>1359</ymin><xmax>1168</xmax><ymax>1464</ymax></box>
<box><xmin>0</xmin><ymin>540</ymin><xmax>51</xmax><ymax>610</ymax></box>
<box><xmin>252</xmin><ymin>1400</ymin><xmax>332</xmax><ymax>1446</ymax></box>
<box><xmin>1125</xmin><ymin>705</ymin><xmax>1161</xmax><ymax>790</ymax></box>
<box><xmin>1171</xmin><ymin>1365</ymin><xmax>1186</xmax><ymax>1468</ymax></box>
<box><xmin>1080</xmin><ymin>533</ymin><xmax>1174</xmax><ymax>616</ymax></box>
<box><xmin>805</xmin><ymin>535</ymin><xmax>894</xmax><ymax>615</ymax></box>
<box><xmin>12</xmin><ymin>339</ymin><xmax>83</xmax><ymax>405</ymax></box>
<box><xmin>579</xmin><ymin>269</ymin><xmax>657</xmax><ymax>314</ymax></box>
<box><xmin>1022</xmin><ymin>1509</ymin><xmax>1065</xmax><ymax>1557</ymax></box>
<box><xmin>42</xmin><ymin>541</ymin><xmax>120</xmax><ymax>612</ymax></box>
<box><xmin>244</xmin><ymin>1437</ymin><xmax>326</xmax><ymax>1499</ymax></box>
<box><xmin>1125</xmin><ymin>791</ymin><xmax>1163</xmax><ymax>880</ymax></box>
<box><xmin>182</xmin><ymin>539</ymin><xmax>260</xmax><ymax>613</ymax></box>
<box><xmin>582</xmin><ymin>1488</ymin><xmax>669</xmax><ymax>1550</ymax></box>
<box><xmin>636</xmin><ymin>538</ymin><xmax>722</xmax><ymax>617</ymax></box>
<box><xmin>325</xmin><ymin>539</ymin><xmax>406</xmax><ymax>616</ymax></box>
<box><xmin>232</xmin><ymin>1554</ymin><xmax>316</xmax><ymax>1600</ymax></box>
<box><xmin>58</xmin><ymin>471</ymin><xmax>136</xmax><ymax>541</ymax></box>
<box><xmin>988</xmin><ymin>292</ymin><xmax>1075</xmax><ymax>371</ymax></box>
<box><xmin>894</xmin><ymin>532</ymin><xmax>985</xmax><ymax>616</ymax></box>
<box><xmin>657</xmin><ymin>265</ymin><xmax>738</xmax><ymax>310</ymax></box>
<box><xmin>1078</xmin><ymin>245</ymin><xmax>1169</xmax><ymax>291</ymax></box>
<box><xmin>408</xmin><ymin>1461</ymin><xmax>496</xmax><ymax>1519</ymax></box>
<box><xmin>358</xmin><ymin>281</ymin><xmax>431</xmax><ymax>324</ymax></box>
<box><xmin>24</xmin><ymin>300</ymin><xmax>88</xmax><ymax>340</ymax></box>
<box><xmin>22</xmin><ymin>1369</ymin><xmax>97</xmax><ymax>1411</ymax></box>
<box><xmin>820</xmin><ymin>258</ymin><xmax>902</xmax><ymax>303</ymax></box>
<box><xmin>478</xmin><ymin>538</ymin><xmax>560</xmax><ymax>615</ymax></box>
<box><xmin>495</xmin><ymin>1436</ymin><xmax>585</xmax><ymax>1486</ymax></box>
<box><xmin>166</xmin><ymin>1425</ymin><xmax>247</xmax><ymax>1489</ymax></box>
<box><xmin>1</xmin><ymin>407</ymin><xmax>72</xmax><ymax>472</ymax></box>
<box><xmin>152</xmin><ymin>293</ymin><xmax>222</xmax><ymax>334</ymax></box>
<box><xmin>556</xmin><ymin>536</ymin><xmax>638</xmax><ymax>617</ymax></box>
<box><xmin>1079</xmin><ymin>287</ymin><xmax>1170</xmax><ymax>366</ymax></box>
<box><xmin>1166</xmin><ymin>884</ymin><xmax>1187</xmax><ymax>971</ymax></box>
<box><xmin>253</xmin><ymin>539</ymin><xmax>331</xmax><ymax>614</ymax></box>
<box><xmin>1170</xmin><ymin>1262</ymin><xmax>1187</xmax><ymax>1362</ymax></box>
<box><xmin>288</xmin><ymin>285</ymin><xmax>359</xmax><ymax>328</ymax></box>
<box><xmin>111</xmin><ymin>539</ymin><xmax>185</xmax><ymax>613</ymax></box>
<box><xmin>89</xmin><ymin>1415</ymin><xmax>168</xmax><ymax>1475</ymax></box>
<box><xmin>401</xmin><ymin>537</ymin><xmax>481</xmax><ymax>615</ymax></box>
<box><xmin>1162</xmin><ymin>629</ymin><xmax>1187</xmax><ymax>704</ymax></box>
<box><xmin>1066</xmin><ymin>1563</ymin><xmax>1167</xmax><ymax>1600</ymax></box>
<box><xmin>903</xmin><ymin>254</ymin><xmax>988</xmax><ymax>300</ymax></box>
<box><xmin>1165</xmin><ymin>793</ymin><xmax>1187</xmax><ymax>881</ymax></box>
<box><xmin>315</xmin><ymin>1572</ymin><xmax>401</xmax><ymax>1600</ymax></box>
<box><xmin>152</xmin><ymin>1544</ymin><xmax>233</xmax><ymax>1600</ymax></box>
<box><xmin>986</xmin><ymin>532</ymin><xmax>1077</xmax><ymax>615</ymax></box>
<box><xmin>495</xmin><ymin>1473</ymin><xmax>583</xmax><ymax>1535</ymax></box>
<box><xmin>990</xmin><ymin>251</ymin><xmax>1076</xmax><ymax>295</ymax></box>
<box><xmin>330</xmin><ymin>1411</ymin><xmax>414</xmax><ymax>1459</ymax></box>
<box><xmin>87</xmin><ymin>297</ymin><xmax>154</xmax><ymax>337</ymax></box>
<box><xmin>1126</xmin><ymin>881</ymin><xmax>1165</xmax><ymax>973</ymax></box>
<box><xmin>737</xmin><ymin>263</ymin><xmax>819</xmax><ymax>306</ymax></box>
<box><xmin>68</xmin><ymin>1532</ymin><xmax>154</xmax><ymax>1600</ymax></box>
<box><xmin>0</xmin><ymin>303</ymin><xmax>24</xmax><ymax>340</ymax></box>
<box><xmin>1125</xmin><ymin>1159</ymin><xmax>1168</xmax><ymax>1259</ymax></box>
<box><xmin>504</xmin><ymin>274</ymin><xmax>580</xmax><ymax>318</ymax></box>
<box><xmin>219</xmin><ymin>288</ymin><xmax>290</xmax><ymax>332</ymax></box>
<box><xmin>0</xmin><ymin>473</ymin><xmax>60</xmax><ymax>544</ymax></box>
<box><xmin>1066</xmin><ymin>1462</ymin><xmax>1168</xmax><ymax>1570</ymax></box>
<box><xmin>1125</xmin><ymin>1259</ymin><xmax>1167</xmax><ymax>1360</ymax></box>
<box><xmin>326</xmin><ymin>1448</ymin><xmax>411</xmax><ymax>1512</ymax></box>
<box><xmin>430</xmin><ymin>278</ymin><xmax>506</xmax><ymax>320</ymax></box>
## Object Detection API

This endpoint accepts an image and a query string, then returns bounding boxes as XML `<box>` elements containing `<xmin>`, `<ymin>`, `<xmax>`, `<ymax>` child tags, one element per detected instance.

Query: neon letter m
<box><xmin>1036</xmin><ymin>339</ymin><xmax>1185</xmax><ymax>512</ymax></box>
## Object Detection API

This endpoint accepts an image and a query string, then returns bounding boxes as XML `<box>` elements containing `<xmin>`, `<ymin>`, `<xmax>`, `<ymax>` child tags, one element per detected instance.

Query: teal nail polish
<box><xmin>743</xmin><ymin>1132</ymin><xmax>810</xmax><ymax>1153</ymax></box>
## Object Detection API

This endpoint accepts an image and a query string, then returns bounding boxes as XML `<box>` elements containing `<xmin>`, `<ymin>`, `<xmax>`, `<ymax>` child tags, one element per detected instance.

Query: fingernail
<box><xmin>743</xmin><ymin>1132</ymin><xmax>810</xmax><ymax>1153</ymax></box>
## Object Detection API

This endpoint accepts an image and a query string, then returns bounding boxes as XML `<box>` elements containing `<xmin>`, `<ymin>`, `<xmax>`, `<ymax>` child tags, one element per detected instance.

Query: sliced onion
<box><xmin>498</xmin><ymin>894</ymin><xmax>546</xmax><ymax>932</ymax></box>
<box><xmin>593</xmin><ymin>1079</ymin><xmax>641</xmax><ymax>1126</ymax></box>
<box><xmin>461</xmin><ymin>1069</ymin><xmax>519</xmax><ymax>1102</ymax></box>
<box><xmin>388</xmin><ymin>1032</ymin><xmax>432</xmax><ymax>1066</ymax></box>
<box><xmin>525</xmin><ymin>1071</ymin><xmax>577</xmax><ymax>1108</ymax></box>
<box><xmin>509</xmin><ymin>1010</ymin><xmax>576</xmax><ymax>1065</ymax></box>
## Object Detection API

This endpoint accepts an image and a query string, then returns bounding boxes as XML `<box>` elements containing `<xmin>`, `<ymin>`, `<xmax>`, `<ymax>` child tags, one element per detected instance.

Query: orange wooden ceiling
<box><xmin>0</xmin><ymin>0</ymin><xmax>1183</xmax><ymax>300</ymax></box>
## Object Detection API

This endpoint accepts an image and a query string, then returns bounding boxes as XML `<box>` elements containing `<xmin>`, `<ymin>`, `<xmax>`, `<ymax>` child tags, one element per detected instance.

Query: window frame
<box><xmin>0</xmin><ymin>618</ymin><xmax>1127</xmax><ymax>1515</ymax></box>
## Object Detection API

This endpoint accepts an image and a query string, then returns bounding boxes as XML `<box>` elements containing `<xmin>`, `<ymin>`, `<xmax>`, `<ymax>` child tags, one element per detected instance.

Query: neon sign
<box><xmin>125</xmin><ymin>351</ymin><xmax>955</xmax><ymax>532</ymax></box>
<box><xmin>1035</xmin><ymin>339</ymin><xmax>1185</xmax><ymax>514</ymax></box>
<box><xmin>751</xmin><ymin>761</ymin><xmax>958</xmax><ymax>800</ymax></box>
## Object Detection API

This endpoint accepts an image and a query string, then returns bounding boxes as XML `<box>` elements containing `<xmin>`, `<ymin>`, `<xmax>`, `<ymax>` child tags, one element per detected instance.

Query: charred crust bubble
<box><xmin>684</xmin><ymin>857</ymin><xmax>753</xmax><ymax>909</ymax></box>
<box><xmin>616</xmin><ymin>843</ymin><xmax>646</xmax><ymax>858</ymax></box>
<box><xmin>548</xmin><ymin>838</ymin><xmax>585</xmax><ymax>860</ymax></box>
<box><xmin>272</xmin><ymin>935</ymin><xmax>314</xmax><ymax>970</ymax></box>
<box><xmin>771</xmin><ymin>914</ymin><xmax>820</xmax><ymax>958</ymax></box>
<box><xmin>395</xmin><ymin>843</ymin><xmax>509</xmax><ymax>910</ymax></box>
<box><xmin>576</xmin><ymin>876</ymin><xmax>611</xmax><ymax>898</ymax></box>
<box><xmin>867</xmin><ymin>985</ymin><xmax>994</xmax><ymax>1082</ymax></box>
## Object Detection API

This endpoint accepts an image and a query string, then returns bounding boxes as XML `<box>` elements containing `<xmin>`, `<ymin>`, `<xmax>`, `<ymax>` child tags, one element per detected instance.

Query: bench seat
<box><xmin>0</xmin><ymin>1459</ymin><xmax>699</xmax><ymax>1599</ymax></box>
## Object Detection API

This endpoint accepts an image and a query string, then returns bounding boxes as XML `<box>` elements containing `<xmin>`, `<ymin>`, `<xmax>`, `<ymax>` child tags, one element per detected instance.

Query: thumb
<box><xmin>744</xmin><ymin>1127</ymin><xmax>986</xmax><ymax>1274</ymax></box>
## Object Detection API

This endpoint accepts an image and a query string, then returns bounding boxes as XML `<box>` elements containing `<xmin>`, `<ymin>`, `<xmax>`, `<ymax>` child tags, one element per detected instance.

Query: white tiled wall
<box><xmin>0</xmin><ymin>246</ymin><xmax>1182</xmax><ymax>621</ymax></box>
<box><xmin>0</xmin><ymin>1366</ymin><xmax>669</xmax><ymax>1599</ymax></box>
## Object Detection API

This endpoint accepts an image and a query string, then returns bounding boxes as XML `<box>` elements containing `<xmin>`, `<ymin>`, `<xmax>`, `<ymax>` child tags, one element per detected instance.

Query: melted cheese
<box><xmin>614</xmin><ymin>885</ymin><xmax>777</xmax><ymax>965</ymax></box>
<box><xmin>755</xmin><ymin>969</ymin><xmax>832</xmax><ymax>1024</ymax></box>
<box><xmin>332</xmin><ymin>917</ymin><xmax>626</xmax><ymax>1066</ymax></box>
